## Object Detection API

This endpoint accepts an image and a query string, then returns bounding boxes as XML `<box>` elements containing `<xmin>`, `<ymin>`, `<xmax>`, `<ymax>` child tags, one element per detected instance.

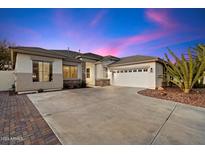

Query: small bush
<box><xmin>38</xmin><ymin>89</ymin><xmax>44</xmax><ymax>93</ymax></box>
<box><xmin>81</xmin><ymin>80</ymin><xmax>87</xmax><ymax>88</ymax></box>
<box><xmin>10</xmin><ymin>83</ymin><xmax>15</xmax><ymax>92</ymax></box>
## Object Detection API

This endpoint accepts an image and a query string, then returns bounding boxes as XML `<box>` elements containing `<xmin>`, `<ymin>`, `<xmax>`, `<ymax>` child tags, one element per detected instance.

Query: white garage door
<box><xmin>112</xmin><ymin>68</ymin><xmax>153</xmax><ymax>88</ymax></box>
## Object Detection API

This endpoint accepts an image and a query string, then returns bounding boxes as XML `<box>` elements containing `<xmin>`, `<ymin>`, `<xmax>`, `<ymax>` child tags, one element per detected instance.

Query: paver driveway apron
<box><xmin>27</xmin><ymin>86</ymin><xmax>205</xmax><ymax>144</ymax></box>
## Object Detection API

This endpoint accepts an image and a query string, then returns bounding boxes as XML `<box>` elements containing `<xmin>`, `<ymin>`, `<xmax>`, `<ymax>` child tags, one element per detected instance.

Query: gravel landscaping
<box><xmin>138</xmin><ymin>87</ymin><xmax>205</xmax><ymax>108</ymax></box>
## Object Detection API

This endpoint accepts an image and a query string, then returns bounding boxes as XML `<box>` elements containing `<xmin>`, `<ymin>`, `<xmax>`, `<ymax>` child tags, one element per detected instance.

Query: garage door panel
<box><xmin>113</xmin><ymin>72</ymin><xmax>151</xmax><ymax>88</ymax></box>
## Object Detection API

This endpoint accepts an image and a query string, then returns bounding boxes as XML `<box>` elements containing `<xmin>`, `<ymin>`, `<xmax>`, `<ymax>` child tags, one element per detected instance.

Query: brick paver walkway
<box><xmin>0</xmin><ymin>92</ymin><xmax>61</xmax><ymax>145</ymax></box>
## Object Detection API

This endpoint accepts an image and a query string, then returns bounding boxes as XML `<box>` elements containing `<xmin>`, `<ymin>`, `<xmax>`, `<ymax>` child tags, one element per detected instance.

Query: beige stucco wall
<box><xmin>15</xmin><ymin>53</ymin><xmax>32</xmax><ymax>73</ymax></box>
<box><xmin>96</xmin><ymin>60</ymin><xmax>115</xmax><ymax>79</ymax></box>
<box><xmin>15</xmin><ymin>73</ymin><xmax>63</xmax><ymax>92</ymax></box>
<box><xmin>15</xmin><ymin>53</ymin><xmax>63</xmax><ymax>92</ymax></box>
<box><xmin>85</xmin><ymin>62</ymin><xmax>95</xmax><ymax>85</ymax></box>
<box><xmin>155</xmin><ymin>62</ymin><xmax>164</xmax><ymax>88</ymax></box>
<box><xmin>108</xmin><ymin>62</ymin><xmax>158</xmax><ymax>89</ymax></box>
<box><xmin>96</xmin><ymin>63</ymin><xmax>103</xmax><ymax>79</ymax></box>
<box><xmin>77</xmin><ymin>64</ymin><xmax>82</xmax><ymax>80</ymax></box>
<box><xmin>0</xmin><ymin>71</ymin><xmax>15</xmax><ymax>91</ymax></box>
<box><xmin>15</xmin><ymin>53</ymin><xmax>63</xmax><ymax>74</ymax></box>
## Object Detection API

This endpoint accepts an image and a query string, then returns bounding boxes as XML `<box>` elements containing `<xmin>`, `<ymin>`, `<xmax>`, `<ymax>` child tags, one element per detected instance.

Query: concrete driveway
<box><xmin>28</xmin><ymin>86</ymin><xmax>205</xmax><ymax>144</ymax></box>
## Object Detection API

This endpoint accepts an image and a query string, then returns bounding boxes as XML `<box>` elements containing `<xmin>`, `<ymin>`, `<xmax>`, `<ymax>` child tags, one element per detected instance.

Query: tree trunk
<box><xmin>184</xmin><ymin>88</ymin><xmax>190</xmax><ymax>93</ymax></box>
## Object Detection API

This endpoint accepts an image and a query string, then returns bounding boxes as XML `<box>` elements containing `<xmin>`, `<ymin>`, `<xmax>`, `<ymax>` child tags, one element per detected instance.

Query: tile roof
<box><xmin>50</xmin><ymin>50</ymin><xmax>81</xmax><ymax>58</ymax></box>
<box><xmin>109</xmin><ymin>55</ymin><xmax>160</xmax><ymax>66</ymax></box>
<box><xmin>10</xmin><ymin>47</ymin><xmax>162</xmax><ymax>66</ymax></box>
<box><xmin>11</xmin><ymin>47</ymin><xmax>109</xmax><ymax>62</ymax></box>
<box><xmin>82</xmin><ymin>53</ymin><xmax>104</xmax><ymax>61</ymax></box>
<box><xmin>11</xmin><ymin>47</ymin><xmax>82</xmax><ymax>63</ymax></box>
<box><xmin>101</xmin><ymin>55</ymin><xmax>120</xmax><ymax>61</ymax></box>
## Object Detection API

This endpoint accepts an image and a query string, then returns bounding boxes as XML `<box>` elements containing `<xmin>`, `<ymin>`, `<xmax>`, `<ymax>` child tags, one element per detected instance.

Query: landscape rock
<box><xmin>158</xmin><ymin>87</ymin><xmax>164</xmax><ymax>91</ymax></box>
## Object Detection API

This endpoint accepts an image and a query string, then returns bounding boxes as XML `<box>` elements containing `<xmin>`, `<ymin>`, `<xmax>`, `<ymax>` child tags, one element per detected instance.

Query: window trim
<box><xmin>32</xmin><ymin>60</ymin><xmax>53</xmax><ymax>82</ymax></box>
<box><xmin>63</xmin><ymin>65</ymin><xmax>78</xmax><ymax>79</ymax></box>
<box><xmin>86</xmin><ymin>68</ymin><xmax>90</xmax><ymax>78</ymax></box>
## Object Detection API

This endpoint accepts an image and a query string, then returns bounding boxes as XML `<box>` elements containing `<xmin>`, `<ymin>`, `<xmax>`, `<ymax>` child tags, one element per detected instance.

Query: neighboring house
<box><xmin>7</xmin><ymin>46</ymin><xmax>165</xmax><ymax>93</ymax></box>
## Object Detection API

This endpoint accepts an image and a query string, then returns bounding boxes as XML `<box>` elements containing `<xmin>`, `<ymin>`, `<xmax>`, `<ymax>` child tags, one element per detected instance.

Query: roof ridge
<box><xmin>11</xmin><ymin>46</ymin><xmax>82</xmax><ymax>62</ymax></box>
<box><xmin>109</xmin><ymin>54</ymin><xmax>161</xmax><ymax>67</ymax></box>
<box><xmin>120</xmin><ymin>54</ymin><xmax>158</xmax><ymax>59</ymax></box>
<box><xmin>83</xmin><ymin>52</ymin><xmax>103</xmax><ymax>56</ymax></box>
<box><xmin>11</xmin><ymin>46</ymin><xmax>47</xmax><ymax>50</ymax></box>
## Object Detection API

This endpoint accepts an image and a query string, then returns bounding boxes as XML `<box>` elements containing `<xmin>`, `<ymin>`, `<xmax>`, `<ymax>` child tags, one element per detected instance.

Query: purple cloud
<box><xmin>90</xmin><ymin>10</ymin><xmax>107</xmax><ymax>27</ymax></box>
<box><xmin>94</xmin><ymin>9</ymin><xmax>178</xmax><ymax>56</ymax></box>
<box><xmin>145</xmin><ymin>9</ymin><xmax>178</xmax><ymax>29</ymax></box>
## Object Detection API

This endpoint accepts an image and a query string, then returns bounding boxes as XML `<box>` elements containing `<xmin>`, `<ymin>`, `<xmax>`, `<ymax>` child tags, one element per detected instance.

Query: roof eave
<box><xmin>109</xmin><ymin>58</ymin><xmax>161</xmax><ymax>67</ymax></box>
<box><xmin>63</xmin><ymin>58</ymin><xmax>82</xmax><ymax>63</ymax></box>
<box><xmin>81</xmin><ymin>56</ymin><xmax>101</xmax><ymax>61</ymax></box>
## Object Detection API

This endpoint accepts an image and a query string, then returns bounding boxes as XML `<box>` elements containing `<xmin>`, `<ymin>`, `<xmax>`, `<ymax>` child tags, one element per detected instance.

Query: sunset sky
<box><xmin>0</xmin><ymin>8</ymin><xmax>205</xmax><ymax>58</ymax></box>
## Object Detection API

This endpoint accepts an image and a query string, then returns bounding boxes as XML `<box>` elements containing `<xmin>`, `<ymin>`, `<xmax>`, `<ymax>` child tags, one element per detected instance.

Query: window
<box><xmin>33</xmin><ymin>61</ymin><xmax>52</xmax><ymax>82</ymax></box>
<box><xmin>133</xmin><ymin>70</ymin><xmax>137</xmax><ymax>72</ymax></box>
<box><xmin>86</xmin><ymin>68</ymin><xmax>90</xmax><ymax>78</ymax></box>
<box><xmin>129</xmin><ymin>70</ymin><xmax>132</xmax><ymax>72</ymax></box>
<box><xmin>124</xmin><ymin>70</ymin><xmax>128</xmax><ymax>73</ymax></box>
<box><xmin>143</xmin><ymin>68</ymin><xmax>148</xmax><ymax>72</ymax></box>
<box><xmin>150</xmin><ymin>68</ymin><xmax>153</xmax><ymax>73</ymax></box>
<box><xmin>120</xmin><ymin>70</ymin><xmax>123</xmax><ymax>73</ymax></box>
<box><xmin>63</xmin><ymin>65</ymin><xmax>78</xmax><ymax>79</ymax></box>
<box><xmin>138</xmin><ymin>69</ymin><xmax>142</xmax><ymax>72</ymax></box>
<box><xmin>117</xmin><ymin>71</ymin><xmax>119</xmax><ymax>73</ymax></box>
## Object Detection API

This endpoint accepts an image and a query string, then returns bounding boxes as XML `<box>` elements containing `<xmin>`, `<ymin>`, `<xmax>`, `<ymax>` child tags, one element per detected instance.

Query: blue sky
<box><xmin>0</xmin><ymin>8</ymin><xmax>205</xmax><ymax>58</ymax></box>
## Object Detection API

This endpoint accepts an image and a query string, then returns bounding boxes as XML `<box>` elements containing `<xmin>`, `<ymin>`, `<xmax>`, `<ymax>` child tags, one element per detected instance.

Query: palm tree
<box><xmin>164</xmin><ymin>44</ymin><xmax>205</xmax><ymax>93</ymax></box>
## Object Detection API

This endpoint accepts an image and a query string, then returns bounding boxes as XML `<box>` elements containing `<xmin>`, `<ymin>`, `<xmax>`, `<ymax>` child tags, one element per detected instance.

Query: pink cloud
<box><xmin>90</xmin><ymin>10</ymin><xmax>107</xmax><ymax>27</ymax></box>
<box><xmin>94</xmin><ymin>9</ymin><xmax>182</xmax><ymax>56</ymax></box>
<box><xmin>121</xmin><ymin>30</ymin><xmax>168</xmax><ymax>47</ymax></box>
<box><xmin>145</xmin><ymin>9</ymin><xmax>177</xmax><ymax>29</ymax></box>
<box><xmin>95</xmin><ymin>30</ymin><xmax>171</xmax><ymax>56</ymax></box>
<box><xmin>95</xmin><ymin>47</ymin><xmax>119</xmax><ymax>56</ymax></box>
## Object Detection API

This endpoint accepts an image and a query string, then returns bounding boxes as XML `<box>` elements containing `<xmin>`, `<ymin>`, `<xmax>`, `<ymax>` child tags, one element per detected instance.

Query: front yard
<box><xmin>138</xmin><ymin>87</ymin><xmax>205</xmax><ymax>108</ymax></box>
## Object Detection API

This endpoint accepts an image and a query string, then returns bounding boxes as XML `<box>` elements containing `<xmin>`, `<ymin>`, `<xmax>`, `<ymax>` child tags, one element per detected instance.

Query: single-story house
<box><xmin>8</xmin><ymin>46</ymin><xmax>165</xmax><ymax>93</ymax></box>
